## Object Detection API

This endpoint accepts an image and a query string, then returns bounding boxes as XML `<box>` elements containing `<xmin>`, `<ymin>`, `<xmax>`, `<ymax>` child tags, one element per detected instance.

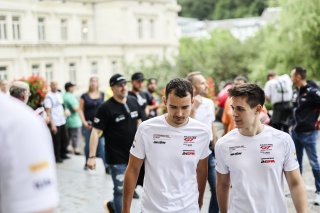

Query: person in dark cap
<box><xmin>87</xmin><ymin>73</ymin><xmax>143</xmax><ymax>213</ymax></box>
<box><xmin>63</xmin><ymin>81</ymin><xmax>82</xmax><ymax>155</ymax></box>
<box><xmin>128</xmin><ymin>72</ymin><xmax>153</xmax><ymax>121</ymax></box>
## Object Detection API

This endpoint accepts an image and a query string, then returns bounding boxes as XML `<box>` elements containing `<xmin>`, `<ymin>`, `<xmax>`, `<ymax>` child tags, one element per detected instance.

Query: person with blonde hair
<box><xmin>79</xmin><ymin>76</ymin><xmax>107</xmax><ymax>171</ymax></box>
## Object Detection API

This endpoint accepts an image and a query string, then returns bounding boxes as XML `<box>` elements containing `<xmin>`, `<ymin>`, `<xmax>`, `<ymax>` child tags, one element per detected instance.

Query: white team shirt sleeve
<box><xmin>200</xmin><ymin>128</ymin><xmax>212</xmax><ymax>160</ymax></box>
<box><xmin>215</xmin><ymin>139</ymin><xmax>229</xmax><ymax>174</ymax></box>
<box><xmin>44</xmin><ymin>95</ymin><xmax>53</xmax><ymax>109</ymax></box>
<box><xmin>210</xmin><ymin>100</ymin><xmax>216</xmax><ymax>123</ymax></box>
<box><xmin>283</xmin><ymin>134</ymin><xmax>299</xmax><ymax>171</ymax></box>
<box><xmin>0</xmin><ymin>113</ymin><xmax>58</xmax><ymax>212</ymax></box>
<box><xmin>130</xmin><ymin>125</ymin><xmax>146</xmax><ymax>160</ymax></box>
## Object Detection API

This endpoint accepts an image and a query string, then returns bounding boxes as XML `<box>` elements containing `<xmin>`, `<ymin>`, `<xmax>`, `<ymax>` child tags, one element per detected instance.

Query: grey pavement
<box><xmin>57</xmin><ymin>150</ymin><xmax>320</xmax><ymax>213</ymax></box>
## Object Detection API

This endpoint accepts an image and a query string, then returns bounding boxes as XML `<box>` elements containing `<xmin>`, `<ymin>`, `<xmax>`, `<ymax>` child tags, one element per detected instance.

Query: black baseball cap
<box><xmin>65</xmin><ymin>81</ymin><xmax>76</xmax><ymax>91</ymax></box>
<box><xmin>131</xmin><ymin>72</ymin><xmax>145</xmax><ymax>81</ymax></box>
<box><xmin>109</xmin><ymin>74</ymin><xmax>127</xmax><ymax>86</ymax></box>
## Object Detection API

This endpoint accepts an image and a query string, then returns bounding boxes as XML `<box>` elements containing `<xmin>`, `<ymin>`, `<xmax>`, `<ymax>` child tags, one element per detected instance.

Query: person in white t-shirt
<box><xmin>0</xmin><ymin>93</ymin><xmax>58</xmax><ymax>213</ymax></box>
<box><xmin>264</xmin><ymin>71</ymin><xmax>293</xmax><ymax>132</ymax></box>
<box><xmin>44</xmin><ymin>81</ymin><xmax>69</xmax><ymax>163</ymax></box>
<box><xmin>122</xmin><ymin>78</ymin><xmax>211</xmax><ymax>213</ymax></box>
<box><xmin>187</xmin><ymin>71</ymin><xmax>218</xmax><ymax>213</ymax></box>
<box><xmin>215</xmin><ymin>83</ymin><xmax>307</xmax><ymax>213</ymax></box>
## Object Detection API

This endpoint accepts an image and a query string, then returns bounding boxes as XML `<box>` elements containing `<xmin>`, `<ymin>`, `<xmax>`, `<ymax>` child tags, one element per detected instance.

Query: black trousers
<box><xmin>51</xmin><ymin>124</ymin><xmax>69</xmax><ymax>161</ymax></box>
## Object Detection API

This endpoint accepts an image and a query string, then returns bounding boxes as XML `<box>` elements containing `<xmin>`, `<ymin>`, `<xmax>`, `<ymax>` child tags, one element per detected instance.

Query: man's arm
<box><xmin>86</xmin><ymin>127</ymin><xmax>103</xmax><ymax>169</ymax></box>
<box><xmin>196</xmin><ymin>157</ymin><xmax>208</xmax><ymax>209</ymax></box>
<box><xmin>216</xmin><ymin>172</ymin><xmax>230</xmax><ymax>213</ymax></box>
<box><xmin>122</xmin><ymin>154</ymin><xmax>144</xmax><ymax>213</ymax></box>
<box><xmin>211</xmin><ymin>122</ymin><xmax>217</xmax><ymax>147</ymax></box>
<box><xmin>284</xmin><ymin>169</ymin><xmax>308</xmax><ymax>213</ymax></box>
<box><xmin>45</xmin><ymin>107</ymin><xmax>57</xmax><ymax>134</ymax></box>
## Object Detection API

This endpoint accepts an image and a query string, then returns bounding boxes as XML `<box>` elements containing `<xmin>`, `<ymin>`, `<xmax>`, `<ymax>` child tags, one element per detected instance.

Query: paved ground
<box><xmin>57</xmin><ymin>149</ymin><xmax>320</xmax><ymax>213</ymax></box>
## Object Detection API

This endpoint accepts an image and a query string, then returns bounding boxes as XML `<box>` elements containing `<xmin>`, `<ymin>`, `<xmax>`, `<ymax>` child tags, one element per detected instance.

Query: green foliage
<box><xmin>122</xmin><ymin>56</ymin><xmax>180</xmax><ymax>90</ymax></box>
<box><xmin>131</xmin><ymin>0</ymin><xmax>320</xmax><ymax>92</ymax></box>
<box><xmin>178</xmin><ymin>0</ymin><xmax>268</xmax><ymax>20</ymax></box>
<box><xmin>248</xmin><ymin>0</ymin><xmax>320</xmax><ymax>83</ymax></box>
<box><xmin>177</xmin><ymin>30</ymin><xmax>250</xmax><ymax>85</ymax></box>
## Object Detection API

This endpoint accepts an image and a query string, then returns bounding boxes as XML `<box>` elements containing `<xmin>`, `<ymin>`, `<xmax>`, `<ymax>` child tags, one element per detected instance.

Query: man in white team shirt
<box><xmin>0</xmin><ymin>93</ymin><xmax>58</xmax><ymax>213</ymax></box>
<box><xmin>123</xmin><ymin>78</ymin><xmax>211</xmax><ymax>213</ymax></box>
<box><xmin>187</xmin><ymin>71</ymin><xmax>219</xmax><ymax>213</ymax></box>
<box><xmin>215</xmin><ymin>83</ymin><xmax>307</xmax><ymax>213</ymax></box>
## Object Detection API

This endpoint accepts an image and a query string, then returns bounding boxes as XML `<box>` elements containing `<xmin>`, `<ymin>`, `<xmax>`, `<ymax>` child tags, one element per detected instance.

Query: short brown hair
<box><xmin>228</xmin><ymin>84</ymin><xmax>265</xmax><ymax>108</ymax></box>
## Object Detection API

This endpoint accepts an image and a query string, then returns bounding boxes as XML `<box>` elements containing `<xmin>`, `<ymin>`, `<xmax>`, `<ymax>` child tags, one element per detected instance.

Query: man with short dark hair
<box><xmin>63</xmin><ymin>82</ymin><xmax>82</xmax><ymax>155</ymax></box>
<box><xmin>146</xmin><ymin>78</ymin><xmax>161</xmax><ymax>118</ymax></box>
<box><xmin>290</xmin><ymin>66</ymin><xmax>320</xmax><ymax>204</ymax></box>
<box><xmin>215</xmin><ymin>83</ymin><xmax>307</xmax><ymax>213</ymax></box>
<box><xmin>87</xmin><ymin>74</ymin><xmax>143</xmax><ymax>213</ymax></box>
<box><xmin>128</xmin><ymin>72</ymin><xmax>151</xmax><ymax>121</ymax></box>
<box><xmin>123</xmin><ymin>78</ymin><xmax>211</xmax><ymax>213</ymax></box>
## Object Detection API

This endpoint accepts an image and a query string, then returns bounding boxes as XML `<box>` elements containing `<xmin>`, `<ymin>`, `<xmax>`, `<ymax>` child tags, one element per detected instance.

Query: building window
<box><xmin>91</xmin><ymin>61</ymin><xmax>98</xmax><ymax>75</ymax></box>
<box><xmin>38</xmin><ymin>18</ymin><xmax>45</xmax><ymax>41</ymax></box>
<box><xmin>0</xmin><ymin>16</ymin><xmax>7</xmax><ymax>40</ymax></box>
<box><xmin>45</xmin><ymin>64</ymin><xmax>53</xmax><ymax>84</ymax></box>
<box><xmin>149</xmin><ymin>19</ymin><xmax>154</xmax><ymax>39</ymax></box>
<box><xmin>111</xmin><ymin>60</ymin><xmax>117</xmax><ymax>74</ymax></box>
<box><xmin>0</xmin><ymin>66</ymin><xmax>7</xmax><ymax>80</ymax></box>
<box><xmin>60</xmin><ymin>19</ymin><xmax>67</xmax><ymax>41</ymax></box>
<box><xmin>81</xmin><ymin>20</ymin><xmax>88</xmax><ymax>41</ymax></box>
<box><xmin>69</xmin><ymin>63</ymin><xmax>76</xmax><ymax>82</ymax></box>
<box><xmin>137</xmin><ymin>18</ymin><xmax>143</xmax><ymax>39</ymax></box>
<box><xmin>32</xmin><ymin>64</ymin><xmax>40</xmax><ymax>76</ymax></box>
<box><xmin>12</xmin><ymin>16</ymin><xmax>20</xmax><ymax>40</ymax></box>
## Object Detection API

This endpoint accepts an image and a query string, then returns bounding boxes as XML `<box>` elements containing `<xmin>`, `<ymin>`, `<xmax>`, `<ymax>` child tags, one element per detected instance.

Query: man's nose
<box><xmin>176</xmin><ymin>108</ymin><xmax>183</xmax><ymax>116</ymax></box>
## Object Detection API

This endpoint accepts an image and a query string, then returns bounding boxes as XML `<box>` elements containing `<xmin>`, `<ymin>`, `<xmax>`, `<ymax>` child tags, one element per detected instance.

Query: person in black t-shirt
<box><xmin>87</xmin><ymin>74</ymin><xmax>142</xmax><ymax>213</ymax></box>
<box><xmin>128</xmin><ymin>72</ymin><xmax>152</xmax><ymax>121</ymax></box>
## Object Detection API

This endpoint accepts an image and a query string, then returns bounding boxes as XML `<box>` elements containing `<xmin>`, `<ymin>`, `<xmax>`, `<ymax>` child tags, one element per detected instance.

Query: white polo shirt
<box><xmin>215</xmin><ymin>125</ymin><xmax>299</xmax><ymax>213</ymax></box>
<box><xmin>264</xmin><ymin>74</ymin><xmax>293</xmax><ymax>104</ymax></box>
<box><xmin>131</xmin><ymin>115</ymin><xmax>211</xmax><ymax>213</ymax></box>
<box><xmin>0</xmin><ymin>94</ymin><xmax>59</xmax><ymax>213</ymax></box>
<box><xmin>44</xmin><ymin>91</ymin><xmax>66</xmax><ymax>126</ymax></box>
<box><xmin>194</xmin><ymin>97</ymin><xmax>215</xmax><ymax>140</ymax></box>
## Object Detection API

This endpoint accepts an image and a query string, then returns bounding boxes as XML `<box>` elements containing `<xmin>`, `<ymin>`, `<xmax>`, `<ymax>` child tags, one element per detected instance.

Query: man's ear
<box><xmin>191</xmin><ymin>97</ymin><xmax>194</xmax><ymax>105</ymax></box>
<box><xmin>256</xmin><ymin>105</ymin><xmax>262</xmax><ymax>114</ymax></box>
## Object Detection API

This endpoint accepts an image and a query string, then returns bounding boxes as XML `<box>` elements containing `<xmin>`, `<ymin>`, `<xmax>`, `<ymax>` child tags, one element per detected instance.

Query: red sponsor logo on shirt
<box><xmin>184</xmin><ymin>136</ymin><xmax>196</xmax><ymax>142</ymax></box>
<box><xmin>182</xmin><ymin>150</ymin><xmax>195</xmax><ymax>155</ymax></box>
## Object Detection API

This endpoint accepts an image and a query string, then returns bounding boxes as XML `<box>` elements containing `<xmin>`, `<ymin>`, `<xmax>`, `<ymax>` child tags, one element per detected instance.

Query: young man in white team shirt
<box><xmin>122</xmin><ymin>78</ymin><xmax>211</xmax><ymax>213</ymax></box>
<box><xmin>0</xmin><ymin>93</ymin><xmax>58</xmax><ymax>213</ymax></box>
<box><xmin>215</xmin><ymin>83</ymin><xmax>307</xmax><ymax>213</ymax></box>
<box><xmin>187</xmin><ymin>71</ymin><xmax>219</xmax><ymax>213</ymax></box>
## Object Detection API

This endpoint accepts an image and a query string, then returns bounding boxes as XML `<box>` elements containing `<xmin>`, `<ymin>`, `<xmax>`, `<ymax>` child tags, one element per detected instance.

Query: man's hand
<box><xmin>86</xmin><ymin>158</ymin><xmax>96</xmax><ymax>170</ymax></box>
<box><xmin>83</xmin><ymin>121</ymin><xmax>92</xmax><ymax>130</ymax></box>
<box><xmin>51</xmin><ymin>125</ymin><xmax>58</xmax><ymax>134</ymax></box>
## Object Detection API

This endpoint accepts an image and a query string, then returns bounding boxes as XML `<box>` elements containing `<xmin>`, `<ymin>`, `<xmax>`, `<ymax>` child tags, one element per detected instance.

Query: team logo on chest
<box><xmin>260</xmin><ymin>144</ymin><xmax>273</xmax><ymax>155</ymax></box>
<box><xmin>153</xmin><ymin>134</ymin><xmax>170</xmax><ymax>145</ymax></box>
<box><xmin>115</xmin><ymin>115</ymin><xmax>125</xmax><ymax>122</ymax></box>
<box><xmin>261</xmin><ymin>157</ymin><xmax>275</xmax><ymax>164</ymax></box>
<box><xmin>183</xmin><ymin>136</ymin><xmax>196</xmax><ymax>147</ymax></box>
<box><xmin>182</xmin><ymin>150</ymin><xmax>195</xmax><ymax>155</ymax></box>
<box><xmin>229</xmin><ymin>145</ymin><xmax>246</xmax><ymax>156</ymax></box>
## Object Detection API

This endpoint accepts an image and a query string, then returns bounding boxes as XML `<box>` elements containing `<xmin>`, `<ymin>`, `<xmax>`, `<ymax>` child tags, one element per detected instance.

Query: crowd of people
<box><xmin>0</xmin><ymin>66</ymin><xmax>319</xmax><ymax>213</ymax></box>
